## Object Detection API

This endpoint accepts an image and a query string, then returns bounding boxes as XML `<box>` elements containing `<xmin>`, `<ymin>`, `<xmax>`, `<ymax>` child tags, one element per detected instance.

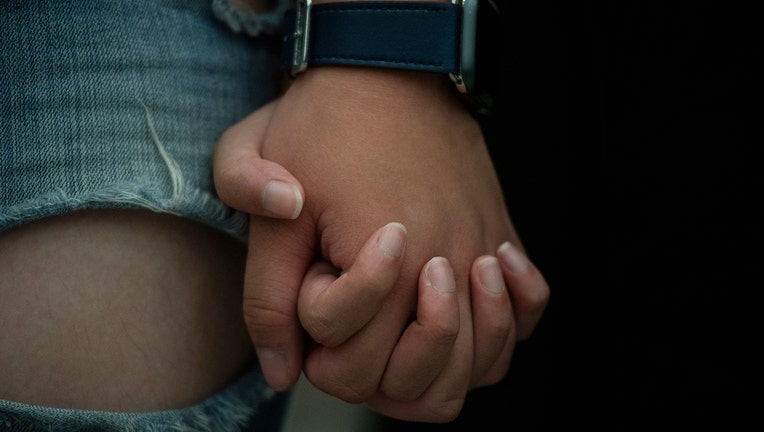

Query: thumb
<box><xmin>213</xmin><ymin>99</ymin><xmax>304</xmax><ymax>219</ymax></box>
<box><xmin>243</xmin><ymin>216</ymin><xmax>316</xmax><ymax>392</ymax></box>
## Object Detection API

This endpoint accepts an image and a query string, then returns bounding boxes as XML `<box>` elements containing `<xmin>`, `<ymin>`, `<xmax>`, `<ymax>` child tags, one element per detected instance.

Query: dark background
<box><xmin>383</xmin><ymin>1</ymin><xmax>760</xmax><ymax>430</ymax></box>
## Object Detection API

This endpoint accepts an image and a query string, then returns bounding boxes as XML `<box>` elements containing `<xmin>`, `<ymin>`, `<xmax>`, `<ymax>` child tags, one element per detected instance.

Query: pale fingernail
<box><xmin>498</xmin><ymin>241</ymin><xmax>529</xmax><ymax>275</ymax></box>
<box><xmin>256</xmin><ymin>348</ymin><xmax>290</xmax><ymax>391</ymax></box>
<box><xmin>476</xmin><ymin>256</ymin><xmax>506</xmax><ymax>294</ymax></box>
<box><xmin>262</xmin><ymin>181</ymin><xmax>303</xmax><ymax>219</ymax></box>
<box><xmin>426</xmin><ymin>257</ymin><xmax>455</xmax><ymax>293</ymax></box>
<box><xmin>378</xmin><ymin>222</ymin><xmax>407</xmax><ymax>258</ymax></box>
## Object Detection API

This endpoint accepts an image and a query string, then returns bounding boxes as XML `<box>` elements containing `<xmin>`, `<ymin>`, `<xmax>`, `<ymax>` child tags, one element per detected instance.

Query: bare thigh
<box><xmin>0</xmin><ymin>209</ymin><xmax>255</xmax><ymax>411</ymax></box>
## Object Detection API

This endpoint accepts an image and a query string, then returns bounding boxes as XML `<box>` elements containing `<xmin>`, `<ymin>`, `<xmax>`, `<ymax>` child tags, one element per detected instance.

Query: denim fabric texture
<box><xmin>1</xmin><ymin>0</ymin><xmax>289</xmax><ymax>430</ymax></box>
<box><xmin>0</xmin><ymin>0</ymin><xmax>284</xmax><ymax>243</ymax></box>
<box><xmin>0</xmin><ymin>364</ymin><xmax>290</xmax><ymax>432</ymax></box>
<box><xmin>212</xmin><ymin>0</ymin><xmax>292</xmax><ymax>37</ymax></box>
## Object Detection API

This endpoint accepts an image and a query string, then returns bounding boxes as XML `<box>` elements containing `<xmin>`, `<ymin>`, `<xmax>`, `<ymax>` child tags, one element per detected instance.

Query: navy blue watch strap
<box><xmin>282</xmin><ymin>1</ymin><xmax>461</xmax><ymax>75</ymax></box>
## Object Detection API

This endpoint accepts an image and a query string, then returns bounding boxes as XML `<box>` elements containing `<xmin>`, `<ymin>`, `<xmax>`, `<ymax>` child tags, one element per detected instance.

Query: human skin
<box><xmin>0</xmin><ymin>209</ymin><xmax>256</xmax><ymax>410</ymax></box>
<box><xmin>213</xmin><ymin>65</ymin><xmax>550</xmax><ymax>422</ymax></box>
<box><xmin>0</xmin><ymin>0</ymin><xmax>548</xmax><ymax>418</ymax></box>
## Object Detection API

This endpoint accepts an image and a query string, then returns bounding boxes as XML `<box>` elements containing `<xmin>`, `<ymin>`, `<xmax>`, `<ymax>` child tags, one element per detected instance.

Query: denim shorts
<box><xmin>0</xmin><ymin>0</ymin><xmax>290</xmax><ymax>243</ymax></box>
<box><xmin>1</xmin><ymin>0</ymin><xmax>292</xmax><ymax>430</ymax></box>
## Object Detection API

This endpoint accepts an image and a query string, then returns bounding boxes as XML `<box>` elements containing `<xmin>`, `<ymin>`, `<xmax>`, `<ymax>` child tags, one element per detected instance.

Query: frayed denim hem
<box><xmin>212</xmin><ymin>0</ymin><xmax>292</xmax><ymax>36</ymax></box>
<box><xmin>0</xmin><ymin>102</ymin><xmax>249</xmax><ymax>243</ymax></box>
<box><xmin>0</xmin><ymin>182</ymin><xmax>250</xmax><ymax>244</ymax></box>
<box><xmin>0</xmin><ymin>364</ymin><xmax>290</xmax><ymax>432</ymax></box>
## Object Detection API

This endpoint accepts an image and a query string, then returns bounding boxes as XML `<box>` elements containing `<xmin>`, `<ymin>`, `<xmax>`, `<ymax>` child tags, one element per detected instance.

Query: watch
<box><xmin>281</xmin><ymin>0</ymin><xmax>501</xmax><ymax>115</ymax></box>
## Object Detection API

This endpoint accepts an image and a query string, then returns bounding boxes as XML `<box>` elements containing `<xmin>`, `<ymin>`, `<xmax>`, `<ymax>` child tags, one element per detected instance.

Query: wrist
<box><xmin>312</xmin><ymin>0</ymin><xmax>450</xmax><ymax>3</ymax></box>
<box><xmin>281</xmin><ymin>0</ymin><xmax>496</xmax><ymax>115</ymax></box>
<box><xmin>293</xmin><ymin>66</ymin><xmax>466</xmax><ymax>116</ymax></box>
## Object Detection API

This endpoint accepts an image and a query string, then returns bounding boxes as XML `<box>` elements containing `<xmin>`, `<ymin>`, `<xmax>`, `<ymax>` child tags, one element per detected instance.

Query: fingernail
<box><xmin>425</xmin><ymin>257</ymin><xmax>455</xmax><ymax>293</ymax></box>
<box><xmin>378</xmin><ymin>222</ymin><xmax>407</xmax><ymax>258</ymax></box>
<box><xmin>498</xmin><ymin>241</ymin><xmax>529</xmax><ymax>275</ymax></box>
<box><xmin>476</xmin><ymin>256</ymin><xmax>506</xmax><ymax>294</ymax></box>
<box><xmin>256</xmin><ymin>348</ymin><xmax>290</xmax><ymax>391</ymax></box>
<box><xmin>262</xmin><ymin>181</ymin><xmax>303</xmax><ymax>219</ymax></box>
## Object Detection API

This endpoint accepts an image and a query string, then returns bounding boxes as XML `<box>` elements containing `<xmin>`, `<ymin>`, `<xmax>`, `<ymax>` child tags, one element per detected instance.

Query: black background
<box><xmin>383</xmin><ymin>1</ymin><xmax>760</xmax><ymax>430</ymax></box>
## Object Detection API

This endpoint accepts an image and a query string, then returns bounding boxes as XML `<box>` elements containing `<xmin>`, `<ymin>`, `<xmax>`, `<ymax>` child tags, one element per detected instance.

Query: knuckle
<box><xmin>302</xmin><ymin>310</ymin><xmax>343</xmax><ymax>347</ymax></box>
<box><xmin>381</xmin><ymin>381</ymin><xmax>421</xmax><ymax>402</ymax></box>
<box><xmin>537</xmin><ymin>282</ymin><xmax>552</xmax><ymax>305</ymax></box>
<box><xmin>489</xmin><ymin>313</ymin><xmax>513</xmax><ymax>340</ymax></box>
<box><xmin>525</xmin><ymin>281</ymin><xmax>551</xmax><ymax>313</ymax></box>
<box><xmin>310</xmin><ymin>374</ymin><xmax>377</xmax><ymax>404</ymax></box>
<box><xmin>214</xmin><ymin>164</ymin><xmax>246</xmax><ymax>200</ymax></box>
<box><xmin>424</xmin><ymin>398</ymin><xmax>465</xmax><ymax>423</ymax></box>
<box><xmin>346</xmin><ymin>268</ymin><xmax>392</xmax><ymax>304</ymax></box>
<box><xmin>335</xmin><ymin>385</ymin><xmax>375</xmax><ymax>404</ymax></box>
<box><xmin>477</xmin><ymin>365</ymin><xmax>510</xmax><ymax>388</ymax></box>
<box><xmin>241</xmin><ymin>296</ymin><xmax>294</xmax><ymax>337</ymax></box>
<box><xmin>423</xmin><ymin>315</ymin><xmax>460</xmax><ymax>344</ymax></box>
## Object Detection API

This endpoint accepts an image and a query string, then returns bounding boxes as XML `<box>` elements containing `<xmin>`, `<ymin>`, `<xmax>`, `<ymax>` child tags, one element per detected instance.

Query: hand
<box><xmin>213</xmin><ymin>100</ymin><xmax>304</xmax><ymax>221</ymax></box>
<box><xmin>213</xmin><ymin>66</ymin><xmax>550</xmax><ymax>421</ymax></box>
<box><xmin>298</xmin><ymin>232</ymin><xmax>549</xmax><ymax>422</ymax></box>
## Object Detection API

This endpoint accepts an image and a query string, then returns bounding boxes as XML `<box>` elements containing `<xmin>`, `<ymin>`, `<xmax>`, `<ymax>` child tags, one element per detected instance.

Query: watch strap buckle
<box><xmin>283</xmin><ymin>1</ymin><xmax>460</xmax><ymax>77</ymax></box>
<box><xmin>290</xmin><ymin>0</ymin><xmax>312</xmax><ymax>76</ymax></box>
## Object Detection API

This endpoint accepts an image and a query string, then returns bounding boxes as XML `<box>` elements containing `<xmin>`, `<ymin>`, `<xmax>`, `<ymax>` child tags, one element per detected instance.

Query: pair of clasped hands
<box><xmin>213</xmin><ymin>66</ymin><xmax>550</xmax><ymax>422</ymax></box>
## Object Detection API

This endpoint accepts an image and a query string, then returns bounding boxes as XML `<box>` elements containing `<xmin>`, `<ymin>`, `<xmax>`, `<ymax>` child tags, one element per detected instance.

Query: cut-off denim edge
<box><xmin>0</xmin><ymin>364</ymin><xmax>290</xmax><ymax>432</ymax></box>
<box><xmin>0</xmin><ymin>102</ymin><xmax>250</xmax><ymax>243</ymax></box>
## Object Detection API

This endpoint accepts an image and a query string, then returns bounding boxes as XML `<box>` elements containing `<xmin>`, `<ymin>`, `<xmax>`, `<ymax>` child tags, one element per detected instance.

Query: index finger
<box><xmin>298</xmin><ymin>222</ymin><xmax>407</xmax><ymax>347</ymax></box>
